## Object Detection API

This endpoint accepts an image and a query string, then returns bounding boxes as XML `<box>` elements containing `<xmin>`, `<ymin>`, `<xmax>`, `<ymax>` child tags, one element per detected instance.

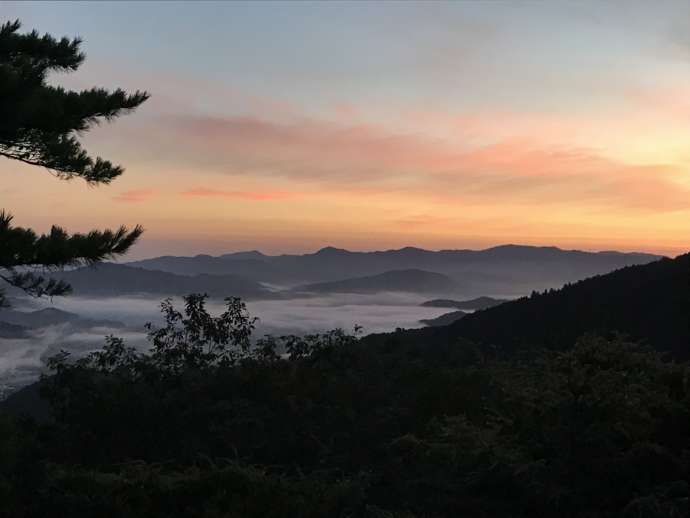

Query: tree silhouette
<box><xmin>0</xmin><ymin>20</ymin><xmax>148</xmax><ymax>306</ymax></box>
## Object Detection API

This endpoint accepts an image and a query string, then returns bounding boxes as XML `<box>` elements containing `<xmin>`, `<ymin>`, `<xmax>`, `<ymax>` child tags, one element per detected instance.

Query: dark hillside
<box><xmin>371</xmin><ymin>253</ymin><xmax>690</xmax><ymax>359</ymax></box>
<box><xmin>420</xmin><ymin>310</ymin><xmax>467</xmax><ymax>327</ymax></box>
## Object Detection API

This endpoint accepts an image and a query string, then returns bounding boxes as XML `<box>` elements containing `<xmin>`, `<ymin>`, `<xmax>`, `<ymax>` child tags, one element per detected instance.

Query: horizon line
<box><xmin>125</xmin><ymin>242</ymin><xmax>671</xmax><ymax>263</ymax></box>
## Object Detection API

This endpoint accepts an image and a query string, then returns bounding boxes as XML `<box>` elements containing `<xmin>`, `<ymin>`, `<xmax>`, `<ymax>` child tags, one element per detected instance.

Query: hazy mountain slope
<box><xmin>372</xmin><ymin>253</ymin><xmax>690</xmax><ymax>359</ymax></box>
<box><xmin>295</xmin><ymin>269</ymin><xmax>456</xmax><ymax>294</ymax></box>
<box><xmin>420</xmin><ymin>310</ymin><xmax>467</xmax><ymax>327</ymax></box>
<box><xmin>126</xmin><ymin>254</ymin><xmax>278</xmax><ymax>279</ymax></box>
<box><xmin>421</xmin><ymin>296</ymin><xmax>507</xmax><ymax>310</ymax></box>
<box><xmin>128</xmin><ymin>245</ymin><xmax>661</xmax><ymax>294</ymax></box>
<box><xmin>54</xmin><ymin>263</ymin><xmax>271</xmax><ymax>299</ymax></box>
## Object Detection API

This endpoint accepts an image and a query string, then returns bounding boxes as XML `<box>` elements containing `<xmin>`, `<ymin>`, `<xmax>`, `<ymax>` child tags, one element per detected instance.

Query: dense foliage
<box><xmin>0</xmin><ymin>20</ymin><xmax>147</xmax><ymax>306</ymax></box>
<box><xmin>0</xmin><ymin>295</ymin><xmax>688</xmax><ymax>517</ymax></box>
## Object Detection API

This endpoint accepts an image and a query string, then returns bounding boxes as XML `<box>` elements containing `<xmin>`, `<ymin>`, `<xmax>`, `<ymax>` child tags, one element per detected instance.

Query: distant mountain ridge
<box><xmin>11</xmin><ymin>245</ymin><xmax>664</xmax><ymax>301</ymax></box>
<box><xmin>53</xmin><ymin>263</ymin><xmax>271</xmax><ymax>299</ymax></box>
<box><xmin>128</xmin><ymin>245</ymin><xmax>661</xmax><ymax>296</ymax></box>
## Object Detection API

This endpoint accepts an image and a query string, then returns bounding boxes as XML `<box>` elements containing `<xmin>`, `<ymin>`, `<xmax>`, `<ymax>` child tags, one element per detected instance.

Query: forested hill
<box><xmin>371</xmin><ymin>253</ymin><xmax>690</xmax><ymax>359</ymax></box>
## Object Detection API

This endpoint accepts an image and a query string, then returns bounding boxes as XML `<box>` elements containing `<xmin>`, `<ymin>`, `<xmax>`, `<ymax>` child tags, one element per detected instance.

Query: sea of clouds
<box><xmin>0</xmin><ymin>293</ymin><xmax>452</xmax><ymax>396</ymax></box>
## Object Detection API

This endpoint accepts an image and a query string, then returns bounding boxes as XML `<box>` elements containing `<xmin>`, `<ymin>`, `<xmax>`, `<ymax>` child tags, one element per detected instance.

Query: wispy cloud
<box><xmin>156</xmin><ymin>113</ymin><xmax>689</xmax><ymax>212</ymax></box>
<box><xmin>113</xmin><ymin>189</ymin><xmax>157</xmax><ymax>203</ymax></box>
<box><xmin>181</xmin><ymin>188</ymin><xmax>297</xmax><ymax>201</ymax></box>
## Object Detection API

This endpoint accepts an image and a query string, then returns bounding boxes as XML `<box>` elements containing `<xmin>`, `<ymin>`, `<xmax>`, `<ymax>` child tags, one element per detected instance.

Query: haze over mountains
<box><xmin>122</xmin><ymin>244</ymin><xmax>659</xmax><ymax>297</ymax></box>
<box><xmin>53</xmin><ymin>263</ymin><xmax>272</xmax><ymax>299</ymax></box>
<box><xmin>420</xmin><ymin>296</ymin><xmax>507</xmax><ymax>310</ymax></box>
<box><xmin>0</xmin><ymin>306</ymin><xmax>132</xmax><ymax>395</ymax></box>
<box><xmin>0</xmin><ymin>307</ymin><xmax>123</xmax><ymax>330</ymax></box>
<box><xmin>295</xmin><ymin>269</ymin><xmax>457</xmax><ymax>295</ymax></box>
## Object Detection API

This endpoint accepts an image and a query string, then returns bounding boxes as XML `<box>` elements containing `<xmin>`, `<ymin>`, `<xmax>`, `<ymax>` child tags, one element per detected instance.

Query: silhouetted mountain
<box><xmin>420</xmin><ymin>310</ymin><xmax>467</xmax><ymax>327</ymax></box>
<box><xmin>128</xmin><ymin>245</ymin><xmax>661</xmax><ymax>295</ymax></box>
<box><xmin>375</xmin><ymin>253</ymin><xmax>690</xmax><ymax>360</ymax></box>
<box><xmin>421</xmin><ymin>296</ymin><xmax>507</xmax><ymax>310</ymax></box>
<box><xmin>54</xmin><ymin>263</ymin><xmax>270</xmax><ymax>299</ymax></box>
<box><xmin>219</xmin><ymin>250</ymin><xmax>267</xmax><ymax>261</ymax></box>
<box><xmin>295</xmin><ymin>269</ymin><xmax>456</xmax><ymax>294</ymax></box>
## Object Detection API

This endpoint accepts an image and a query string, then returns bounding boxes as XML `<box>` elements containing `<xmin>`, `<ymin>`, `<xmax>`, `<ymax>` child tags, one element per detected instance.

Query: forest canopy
<box><xmin>0</xmin><ymin>295</ymin><xmax>688</xmax><ymax>518</ymax></box>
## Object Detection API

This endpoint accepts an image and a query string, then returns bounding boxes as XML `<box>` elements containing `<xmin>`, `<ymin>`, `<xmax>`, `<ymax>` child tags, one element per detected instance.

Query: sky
<box><xmin>1</xmin><ymin>1</ymin><xmax>689</xmax><ymax>259</ymax></box>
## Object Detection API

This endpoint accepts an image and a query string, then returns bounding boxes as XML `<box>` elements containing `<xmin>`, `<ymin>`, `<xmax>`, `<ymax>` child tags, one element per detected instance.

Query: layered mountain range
<box><xmin>45</xmin><ymin>244</ymin><xmax>662</xmax><ymax>298</ymax></box>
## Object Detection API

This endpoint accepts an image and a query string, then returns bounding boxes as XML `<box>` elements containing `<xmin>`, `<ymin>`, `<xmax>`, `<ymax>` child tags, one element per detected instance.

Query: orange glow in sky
<box><xmin>2</xmin><ymin>2</ymin><xmax>689</xmax><ymax>259</ymax></box>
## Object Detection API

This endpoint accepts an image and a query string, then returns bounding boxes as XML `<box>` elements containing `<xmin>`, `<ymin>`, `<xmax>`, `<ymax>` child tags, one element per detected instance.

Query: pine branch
<box><xmin>0</xmin><ymin>211</ymin><xmax>143</xmax><ymax>301</ymax></box>
<box><xmin>0</xmin><ymin>211</ymin><xmax>144</xmax><ymax>269</ymax></box>
<box><xmin>0</xmin><ymin>271</ymin><xmax>71</xmax><ymax>298</ymax></box>
<box><xmin>0</xmin><ymin>19</ymin><xmax>84</xmax><ymax>73</ymax></box>
<box><xmin>0</xmin><ymin>22</ymin><xmax>148</xmax><ymax>305</ymax></box>
<box><xmin>0</xmin><ymin>20</ymin><xmax>149</xmax><ymax>184</ymax></box>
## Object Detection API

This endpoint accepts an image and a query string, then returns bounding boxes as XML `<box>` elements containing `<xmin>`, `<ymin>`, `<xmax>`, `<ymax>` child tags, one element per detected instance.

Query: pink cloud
<box><xmin>157</xmin><ymin>114</ymin><xmax>689</xmax><ymax>212</ymax></box>
<box><xmin>113</xmin><ymin>188</ymin><xmax>157</xmax><ymax>203</ymax></box>
<box><xmin>332</xmin><ymin>102</ymin><xmax>360</xmax><ymax>119</ymax></box>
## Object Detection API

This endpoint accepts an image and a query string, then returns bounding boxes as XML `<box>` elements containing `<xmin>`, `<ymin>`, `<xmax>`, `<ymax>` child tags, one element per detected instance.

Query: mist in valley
<box><xmin>0</xmin><ymin>292</ymin><xmax>463</xmax><ymax>395</ymax></box>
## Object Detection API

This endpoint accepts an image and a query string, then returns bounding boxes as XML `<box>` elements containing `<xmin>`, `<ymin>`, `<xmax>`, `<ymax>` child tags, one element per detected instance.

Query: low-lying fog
<box><xmin>0</xmin><ymin>292</ymin><xmax>468</xmax><ymax>396</ymax></box>
<box><xmin>39</xmin><ymin>292</ymin><xmax>453</xmax><ymax>334</ymax></box>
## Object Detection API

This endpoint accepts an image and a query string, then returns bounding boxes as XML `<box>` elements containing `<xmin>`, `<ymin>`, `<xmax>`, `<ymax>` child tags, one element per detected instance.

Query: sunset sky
<box><xmin>2</xmin><ymin>1</ymin><xmax>689</xmax><ymax>259</ymax></box>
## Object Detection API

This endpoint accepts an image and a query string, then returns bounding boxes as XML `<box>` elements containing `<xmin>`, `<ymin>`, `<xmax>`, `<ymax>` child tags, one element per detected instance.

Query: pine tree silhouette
<box><xmin>0</xmin><ymin>20</ymin><xmax>148</xmax><ymax>306</ymax></box>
